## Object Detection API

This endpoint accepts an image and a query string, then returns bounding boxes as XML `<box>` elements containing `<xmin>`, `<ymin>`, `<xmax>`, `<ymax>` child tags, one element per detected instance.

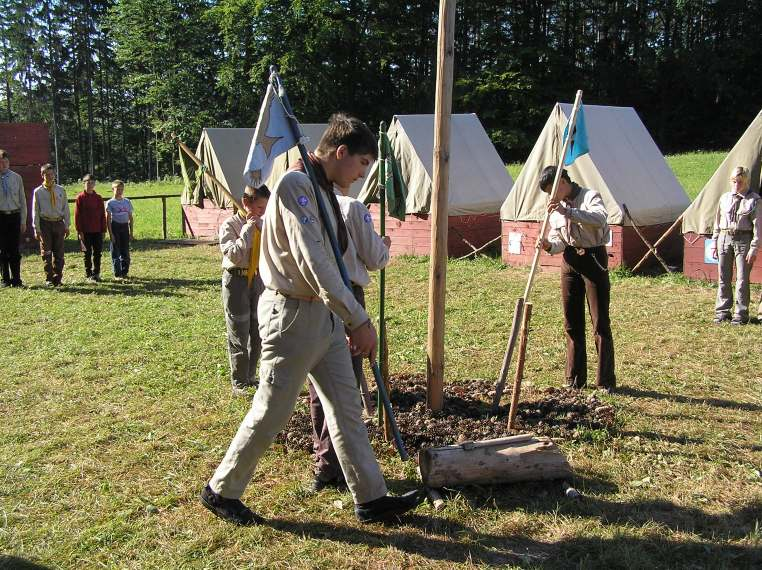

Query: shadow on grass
<box><xmin>25</xmin><ymin>275</ymin><xmax>219</xmax><ymax>298</ymax></box>
<box><xmin>22</xmin><ymin>238</ymin><xmax>214</xmax><ymax>257</ymax></box>
<box><xmin>618</xmin><ymin>386</ymin><xmax>762</xmax><ymax>413</ymax></box>
<box><xmin>0</xmin><ymin>556</ymin><xmax>53</xmax><ymax>570</ymax></box>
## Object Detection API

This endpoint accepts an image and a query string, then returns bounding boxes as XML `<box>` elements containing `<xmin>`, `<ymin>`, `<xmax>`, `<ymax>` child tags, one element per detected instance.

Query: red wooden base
<box><xmin>683</xmin><ymin>232</ymin><xmax>762</xmax><ymax>284</ymax></box>
<box><xmin>181</xmin><ymin>200</ymin><xmax>231</xmax><ymax>239</ymax></box>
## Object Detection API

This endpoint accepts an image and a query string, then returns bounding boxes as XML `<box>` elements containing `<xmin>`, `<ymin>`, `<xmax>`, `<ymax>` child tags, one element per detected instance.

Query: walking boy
<box><xmin>219</xmin><ymin>185</ymin><xmax>270</xmax><ymax>396</ymax></box>
<box><xmin>74</xmin><ymin>174</ymin><xmax>107</xmax><ymax>281</ymax></box>
<box><xmin>0</xmin><ymin>149</ymin><xmax>26</xmax><ymax>287</ymax></box>
<box><xmin>201</xmin><ymin>113</ymin><xmax>422</xmax><ymax>526</ymax></box>
<box><xmin>106</xmin><ymin>180</ymin><xmax>134</xmax><ymax>279</ymax></box>
<box><xmin>32</xmin><ymin>164</ymin><xmax>70</xmax><ymax>286</ymax></box>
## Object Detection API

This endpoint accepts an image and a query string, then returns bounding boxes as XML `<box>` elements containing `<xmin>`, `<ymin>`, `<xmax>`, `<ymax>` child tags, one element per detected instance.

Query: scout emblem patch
<box><xmin>363</xmin><ymin>213</ymin><xmax>372</xmax><ymax>223</ymax></box>
<box><xmin>300</xmin><ymin>215</ymin><xmax>310</xmax><ymax>224</ymax></box>
<box><xmin>297</xmin><ymin>195</ymin><xmax>309</xmax><ymax>207</ymax></box>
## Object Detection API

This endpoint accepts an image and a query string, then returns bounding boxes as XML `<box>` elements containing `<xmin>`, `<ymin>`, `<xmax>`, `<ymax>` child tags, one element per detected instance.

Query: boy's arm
<box><xmin>62</xmin><ymin>189</ymin><xmax>70</xmax><ymax>235</ymax></box>
<box><xmin>74</xmin><ymin>195</ymin><xmax>82</xmax><ymax>236</ymax></box>
<box><xmin>128</xmin><ymin>212</ymin><xmax>134</xmax><ymax>238</ymax></box>
<box><xmin>106</xmin><ymin>211</ymin><xmax>113</xmax><ymax>240</ymax></box>
<box><xmin>32</xmin><ymin>189</ymin><xmax>40</xmax><ymax>238</ymax></box>
<box><xmin>219</xmin><ymin>217</ymin><xmax>256</xmax><ymax>266</ymax></box>
<box><xmin>18</xmin><ymin>176</ymin><xmax>26</xmax><ymax>232</ymax></box>
<box><xmin>346</xmin><ymin>200</ymin><xmax>389</xmax><ymax>271</ymax></box>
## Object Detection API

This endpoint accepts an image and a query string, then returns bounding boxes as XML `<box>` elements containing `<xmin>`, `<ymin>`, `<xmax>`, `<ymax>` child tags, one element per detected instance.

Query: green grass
<box><xmin>2</xmin><ymin>246</ymin><xmax>761</xmax><ymax>568</ymax></box>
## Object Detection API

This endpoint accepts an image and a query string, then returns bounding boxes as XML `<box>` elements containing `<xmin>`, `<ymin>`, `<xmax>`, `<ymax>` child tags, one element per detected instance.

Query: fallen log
<box><xmin>418</xmin><ymin>434</ymin><xmax>572</xmax><ymax>488</ymax></box>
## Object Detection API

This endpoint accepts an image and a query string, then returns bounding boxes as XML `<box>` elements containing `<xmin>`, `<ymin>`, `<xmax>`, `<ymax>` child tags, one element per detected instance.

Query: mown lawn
<box><xmin>1</xmin><ymin>241</ymin><xmax>760</xmax><ymax>568</ymax></box>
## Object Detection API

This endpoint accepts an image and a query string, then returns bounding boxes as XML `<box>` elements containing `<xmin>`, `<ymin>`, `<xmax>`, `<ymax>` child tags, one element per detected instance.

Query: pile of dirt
<box><xmin>275</xmin><ymin>374</ymin><xmax>617</xmax><ymax>457</ymax></box>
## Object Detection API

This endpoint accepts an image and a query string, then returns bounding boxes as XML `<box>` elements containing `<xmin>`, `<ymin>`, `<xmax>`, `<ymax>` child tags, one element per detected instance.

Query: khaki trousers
<box><xmin>39</xmin><ymin>218</ymin><xmax>65</xmax><ymax>282</ymax></box>
<box><xmin>715</xmin><ymin>233</ymin><xmax>753</xmax><ymax>320</ymax></box>
<box><xmin>210</xmin><ymin>288</ymin><xmax>387</xmax><ymax>504</ymax></box>
<box><xmin>222</xmin><ymin>271</ymin><xmax>264</xmax><ymax>388</ymax></box>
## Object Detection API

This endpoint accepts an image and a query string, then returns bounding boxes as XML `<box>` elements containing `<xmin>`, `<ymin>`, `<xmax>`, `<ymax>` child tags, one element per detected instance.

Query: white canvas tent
<box><xmin>194</xmin><ymin>124</ymin><xmax>368</xmax><ymax>209</ymax></box>
<box><xmin>501</xmin><ymin>103</ymin><xmax>689</xmax><ymax>225</ymax></box>
<box><xmin>359</xmin><ymin>113</ymin><xmax>514</xmax><ymax>215</ymax></box>
<box><xmin>682</xmin><ymin>109</ymin><xmax>762</xmax><ymax>235</ymax></box>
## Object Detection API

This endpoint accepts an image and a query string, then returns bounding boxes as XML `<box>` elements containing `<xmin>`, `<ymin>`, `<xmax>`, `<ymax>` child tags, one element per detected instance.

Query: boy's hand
<box><xmin>348</xmin><ymin>319</ymin><xmax>377</xmax><ymax>361</ymax></box>
<box><xmin>382</xmin><ymin>236</ymin><xmax>391</xmax><ymax>248</ymax></box>
<box><xmin>64</xmin><ymin>228</ymin><xmax>70</xmax><ymax>238</ymax></box>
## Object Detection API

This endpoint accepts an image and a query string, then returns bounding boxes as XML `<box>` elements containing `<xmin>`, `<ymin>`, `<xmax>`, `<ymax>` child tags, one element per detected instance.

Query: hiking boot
<box><xmin>730</xmin><ymin>316</ymin><xmax>749</xmax><ymax>326</ymax></box>
<box><xmin>713</xmin><ymin>314</ymin><xmax>731</xmax><ymax>324</ymax></box>
<box><xmin>355</xmin><ymin>489</ymin><xmax>425</xmax><ymax>524</ymax></box>
<box><xmin>308</xmin><ymin>475</ymin><xmax>348</xmax><ymax>494</ymax></box>
<box><xmin>199</xmin><ymin>484</ymin><xmax>264</xmax><ymax>526</ymax></box>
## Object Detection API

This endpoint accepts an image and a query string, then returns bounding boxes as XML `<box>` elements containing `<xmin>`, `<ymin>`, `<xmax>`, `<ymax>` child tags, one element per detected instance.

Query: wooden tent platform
<box><xmin>181</xmin><ymin>200</ymin><xmax>231</xmax><ymax>239</ymax></box>
<box><xmin>683</xmin><ymin>232</ymin><xmax>762</xmax><ymax>283</ymax></box>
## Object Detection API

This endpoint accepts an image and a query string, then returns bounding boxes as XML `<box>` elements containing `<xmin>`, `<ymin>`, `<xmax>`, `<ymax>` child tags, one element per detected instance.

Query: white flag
<box><xmin>244</xmin><ymin>84</ymin><xmax>300</xmax><ymax>187</ymax></box>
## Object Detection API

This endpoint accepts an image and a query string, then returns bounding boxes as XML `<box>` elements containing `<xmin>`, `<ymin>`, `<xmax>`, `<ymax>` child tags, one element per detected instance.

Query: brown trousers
<box><xmin>309</xmin><ymin>285</ymin><xmax>365</xmax><ymax>481</ymax></box>
<box><xmin>561</xmin><ymin>246</ymin><xmax>616</xmax><ymax>389</ymax></box>
<box><xmin>39</xmin><ymin>218</ymin><xmax>66</xmax><ymax>283</ymax></box>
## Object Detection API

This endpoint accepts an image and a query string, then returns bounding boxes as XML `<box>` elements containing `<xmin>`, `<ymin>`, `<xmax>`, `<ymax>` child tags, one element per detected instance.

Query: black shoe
<box><xmin>713</xmin><ymin>314</ymin><xmax>731</xmax><ymax>324</ymax></box>
<box><xmin>1</xmin><ymin>281</ymin><xmax>10</xmax><ymax>288</ymax></box>
<box><xmin>9</xmin><ymin>280</ymin><xmax>23</xmax><ymax>288</ymax></box>
<box><xmin>199</xmin><ymin>484</ymin><xmax>264</xmax><ymax>526</ymax></box>
<box><xmin>730</xmin><ymin>316</ymin><xmax>749</xmax><ymax>326</ymax></box>
<box><xmin>309</xmin><ymin>475</ymin><xmax>348</xmax><ymax>493</ymax></box>
<box><xmin>355</xmin><ymin>489</ymin><xmax>425</xmax><ymax>524</ymax></box>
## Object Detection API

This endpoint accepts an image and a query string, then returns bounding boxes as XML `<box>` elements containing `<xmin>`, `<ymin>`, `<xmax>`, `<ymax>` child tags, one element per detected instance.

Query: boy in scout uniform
<box><xmin>201</xmin><ymin>113</ymin><xmax>422</xmax><ymax>525</ymax></box>
<box><xmin>218</xmin><ymin>185</ymin><xmax>270</xmax><ymax>396</ymax></box>
<box><xmin>32</xmin><ymin>164</ymin><xmax>70</xmax><ymax>286</ymax></box>
<box><xmin>308</xmin><ymin>187</ymin><xmax>391</xmax><ymax>492</ymax></box>
<box><xmin>0</xmin><ymin>149</ymin><xmax>27</xmax><ymax>287</ymax></box>
<box><xmin>538</xmin><ymin>166</ymin><xmax>616</xmax><ymax>392</ymax></box>
<box><xmin>710</xmin><ymin>166</ymin><xmax>760</xmax><ymax>325</ymax></box>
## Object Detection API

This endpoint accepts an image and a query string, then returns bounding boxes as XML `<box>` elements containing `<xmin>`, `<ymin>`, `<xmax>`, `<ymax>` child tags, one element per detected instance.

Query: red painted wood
<box><xmin>683</xmin><ymin>232</ymin><xmax>762</xmax><ymax>284</ymax></box>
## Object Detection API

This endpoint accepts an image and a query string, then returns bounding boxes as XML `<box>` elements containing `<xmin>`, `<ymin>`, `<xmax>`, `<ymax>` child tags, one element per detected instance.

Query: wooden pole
<box><xmin>161</xmin><ymin>196</ymin><xmax>167</xmax><ymax>240</ymax></box>
<box><xmin>508</xmin><ymin>303</ymin><xmax>533</xmax><ymax>430</ymax></box>
<box><xmin>378</xmin><ymin>123</ymin><xmax>388</xmax><ymax>429</ymax></box>
<box><xmin>491</xmin><ymin>91</ymin><xmax>583</xmax><ymax>410</ymax></box>
<box><xmin>426</xmin><ymin>0</ymin><xmax>456</xmax><ymax>412</ymax></box>
<box><xmin>632</xmin><ymin>213</ymin><xmax>684</xmax><ymax>273</ymax></box>
<box><xmin>177</xmin><ymin>139</ymin><xmax>245</xmax><ymax>215</ymax></box>
<box><xmin>622</xmin><ymin>203</ymin><xmax>671</xmax><ymax>273</ymax></box>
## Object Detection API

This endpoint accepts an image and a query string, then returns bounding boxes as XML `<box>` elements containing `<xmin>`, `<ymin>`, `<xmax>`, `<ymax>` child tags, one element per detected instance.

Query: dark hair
<box><xmin>538</xmin><ymin>165</ymin><xmax>570</xmax><ymax>192</ymax></box>
<box><xmin>0</xmin><ymin>149</ymin><xmax>8</xmax><ymax>159</ymax></box>
<box><xmin>244</xmin><ymin>184</ymin><xmax>270</xmax><ymax>200</ymax></box>
<box><xmin>40</xmin><ymin>163</ymin><xmax>54</xmax><ymax>173</ymax></box>
<box><xmin>316</xmin><ymin>112</ymin><xmax>377</xmax><ymax>159</ymax></box>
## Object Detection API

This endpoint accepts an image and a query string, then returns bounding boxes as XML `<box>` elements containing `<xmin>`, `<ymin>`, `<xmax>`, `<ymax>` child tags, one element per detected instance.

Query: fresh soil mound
<box><xmin>275</xmin><ymin>374</ymin><xmax>618</xmax><ymax>457</ymax></box>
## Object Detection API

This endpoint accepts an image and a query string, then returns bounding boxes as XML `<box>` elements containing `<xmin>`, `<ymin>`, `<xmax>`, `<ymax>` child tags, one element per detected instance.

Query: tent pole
<box><xmin>622</xmin><ymin>203</ymin><xmax>672</xmax><ymax>273</ymax></box>
<box><xmin>426</xmin><ymin>0</ymin><xmax>456</xmax><ymax>412</ymax></box>
<box><xmin>176</xmin><ymin>139</ymin><xmax>245</xmax><ymax>215</ymax></box>
<box><xmin>632</xmin><ymin>213</ymin><xmax>684</xmax><ymax>273</ymax></box>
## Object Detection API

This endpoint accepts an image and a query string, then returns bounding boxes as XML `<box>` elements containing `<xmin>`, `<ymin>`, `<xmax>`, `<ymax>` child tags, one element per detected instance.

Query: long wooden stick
<box><xmin>177</xmin><ymin>139</ymin><xmax>245</xmax><ymax>214</ymax></box>
<box><xmin>456</xmin><ymin>234</ymin><xmax>501</xmax><ymax>260</ymax></box>
<box><xmin>508</xmin><ymin>303</ymin><xmax>533</xmax><ymax>430</ymax></box>
<box><xmin>492</xmin><ymin>91</ymin><xmax>584</xmax><ymax>410</ymax></box>
<box><xmin>622</xmin><ymin>203</ymin><xmax>671</xmax><ymax>273</ymax></box>
<box><xmin>491</xmin><ymin>298</ymin><xmax>524</xmax><ymax>411</ymax></box>
<box><xmin>426</xmin><ymin>0</ymin><xmax>456</xmax><ymax>412</ymax></box>
<box><xmin>631</xmin><ymin>213</ymin><xmax>684</xmax><ymax>273</ymax></box>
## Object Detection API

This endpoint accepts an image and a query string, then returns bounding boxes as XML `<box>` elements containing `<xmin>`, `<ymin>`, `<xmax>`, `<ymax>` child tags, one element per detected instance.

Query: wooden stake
<box><xmin>632</xmin><ymin>213</ymin><xmax>684</xmax><ymax>273</ymax></box>
<box><xmin>426</xmin><ymin>0</ymin><xmax>456</xmax><ymax>412</ymax></box>
<box><xmin>622</xmin><ymin>203</ymin><xmax>671</xmax><ymax>273</ymax></box>
<box><xmin>508</xmin><ymin>303</ymin><xmax>533</xmax><ymax>430</ymax></box>
<box><xmin>491</xmin><ymin>298</ymin><xmax>524</xmax><ymax>411</ymax></box>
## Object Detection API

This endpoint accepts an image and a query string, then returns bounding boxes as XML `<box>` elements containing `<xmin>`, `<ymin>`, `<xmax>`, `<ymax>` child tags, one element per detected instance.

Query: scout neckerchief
<box><xmin>44</xmin><ymin>179</ymin><xmax>57</xmax><ymax>209</ymax></box>
<box><xmin>288</xmin><ymin>153</ymin><xmax>349</xmax><ymax>254</ymax></box>
<box><xmin>728</xmin><ymin>191</ymin><xmax>745</xmax><ymax>224</ymax></box>
<box><xmin>246</xmin><ymin>215</ymin><xmax>261</xmax><ymax>288</ymax></box>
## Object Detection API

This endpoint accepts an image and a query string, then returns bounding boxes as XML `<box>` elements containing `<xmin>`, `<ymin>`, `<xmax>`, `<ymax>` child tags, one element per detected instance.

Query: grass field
<box><xmin>3</xmin><ymin>152</ymin><xmax>761</xmax><ymax>568</ymax></box>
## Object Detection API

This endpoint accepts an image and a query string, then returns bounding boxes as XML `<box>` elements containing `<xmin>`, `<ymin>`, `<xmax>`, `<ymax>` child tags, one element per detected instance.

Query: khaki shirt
<box><xmin>260</xmin><ymin>170</ymin><xmax>368</xmax><ymax>329</ymax></box>
<box><xmin>219</xmin><ymin>212</ymin><xmax>261</xmax><ymax>270</ymax></box>
<box><xmin>337</xmin><ymin>195</ymin><xmax>389</xmax><ymax>287</ymax></box>
<box><xmin>0</xmin><ymin>169</ymin><xmax>27</xmax><ymax>221</ymax></box>
<box><xmin>32</xmin><ymin>184</ymin><xmax>70</xmax><ymax>233</ymax></box>
<box><xmin>546</xmin><ymin>186</ymin><xmax>610</xmax><ymax>254</ymax></box>
<box><xmin>712</xmin><ymin>190</ymin><xmax>760</xmax><ymax>254</ymax></box>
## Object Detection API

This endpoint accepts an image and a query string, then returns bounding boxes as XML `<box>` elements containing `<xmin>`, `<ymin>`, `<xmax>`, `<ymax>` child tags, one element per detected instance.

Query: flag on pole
<box><xmin>359</xmin><ymin>132</ymin><xmax>408</xmax><ymax>221</ymax></box>
<box><xmin>562</xmin><ymin>104</ymin><xmax>589</xmax><ymax>166</ymax></box>
<box><xmin>244</xmin><ymin>84</ymin><xmax>300</xmax><ymax>187</ymax></box>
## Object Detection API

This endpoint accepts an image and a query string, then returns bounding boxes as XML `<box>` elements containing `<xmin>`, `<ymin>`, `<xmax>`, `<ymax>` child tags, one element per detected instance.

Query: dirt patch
<box><xmin>275</xmin><ymin>374</ymin><xmax>618</xmax><ymax>457</ymax></box>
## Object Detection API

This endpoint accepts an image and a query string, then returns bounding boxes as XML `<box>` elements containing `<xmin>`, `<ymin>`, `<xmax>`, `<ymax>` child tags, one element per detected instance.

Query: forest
<box><xmin>2</xmin><ymin>0</ymin><xmax>761</xmax><ymax>182</ymax></box>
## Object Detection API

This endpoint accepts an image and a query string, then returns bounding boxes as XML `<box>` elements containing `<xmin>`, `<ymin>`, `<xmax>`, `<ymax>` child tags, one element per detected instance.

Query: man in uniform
<box><xmin>200</xmin><ymin>113</ymin><xmax>422</xmax><ymax>525</ymax></box>
<box><xmin>218</xmin><ymin>185</ymin><xmax>270</xmax><ymax>396</ymax></box>
<box><xmin>538</xmin><ymin>165</ymin><xmax>616</xmax><ymax>392</ymax></box>
<box><xmin>0</xmin><ymin>149</ymin><xmax>27</xmax><ymax>287</ymax></box>
<box><xmin>32</xmin><ymin>164</ymin><xmax>70</xmax><ymax>286</ymax></box>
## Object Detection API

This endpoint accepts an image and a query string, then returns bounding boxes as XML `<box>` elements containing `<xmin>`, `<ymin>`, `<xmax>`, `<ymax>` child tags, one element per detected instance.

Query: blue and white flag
<box><xmin>562</xmin><ymin>104</ymin><xmax>589</xmax><ymax>166</ymax></box>
<box><xmin>244</xmin><ymin>84</ymin><xmax>300</xmax><ymax>187</ymax></box>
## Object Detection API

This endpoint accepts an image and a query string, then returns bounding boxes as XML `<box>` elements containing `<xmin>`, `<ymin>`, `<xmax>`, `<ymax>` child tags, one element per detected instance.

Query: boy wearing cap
<box><xmin>218</xmin><ymin>184</ymin><xmax>270</xmax><ymax>396</ymax></box>
<box><xmin>32</xmin><ymin>164</ymin><xmax>70</xmax><ymax>286</ymax></box>
<box><xmin>0</xmin><ymin>149</ymin><xmax>26</xmax><ymax>287</ymax></box>
<box><xmin>74</xmin><ymin>174</ymin><xmax>107</xmax><ymax>282</ymax></box>
<box><xmin>106</xmin><ymin>180</ymin><xmax>134</xmax><ymax>279</ymax></box>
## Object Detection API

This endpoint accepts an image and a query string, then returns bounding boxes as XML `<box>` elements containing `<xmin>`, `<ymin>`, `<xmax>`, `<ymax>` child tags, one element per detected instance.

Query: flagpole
<box><xmin>270</xmin><ymin>68</ymin><xmax>409</xmax><ymax>461</ymax></box>
<box><xmin>491</xmin><ymin>90</ymin><xmax>584</xmax><ymax>412</ymax></box>
<box><xmin>377</xmin><ymin>123</ymin><xmax>387</xmax><ymax>429</ymax></box>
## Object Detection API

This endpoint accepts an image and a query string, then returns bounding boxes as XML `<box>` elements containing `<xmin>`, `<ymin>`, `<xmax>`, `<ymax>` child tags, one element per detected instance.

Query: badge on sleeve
<box><xmin>363</xmin><ymin>213</ymin><xmax>372</xmax><ymax>224</ymax></box>
<box><xmin>297</xmin><ymin>195</ymin><xmax>309</xmax><ymax>207</ymax></box>
<box><xmin>300</xmin><ymin>215</ymin><xmax>310</xmax><ymax>224</ymax></box>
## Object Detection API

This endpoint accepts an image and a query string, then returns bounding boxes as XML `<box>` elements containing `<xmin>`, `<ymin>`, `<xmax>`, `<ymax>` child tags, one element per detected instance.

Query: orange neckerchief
<box><xmin>247</xmin><ymin>224</ymin><xmax>261</xmax><ymax>288</ymax></box>
<box><xmin>44</xmin><ymin>179</ymin><xmax>57</xmax><ymax>209</ymax></box>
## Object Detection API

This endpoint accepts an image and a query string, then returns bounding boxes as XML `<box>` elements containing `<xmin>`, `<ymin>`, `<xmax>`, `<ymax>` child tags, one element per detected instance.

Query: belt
<box><xmin>721</xmin><ymin>229</ymin><xmax>752</xmax><ymax>237</ymax></box>
<box><xmin>41</xmin><ymin>216</ymin><xmax>63</xmax><ymax>222</ymax></box>
<box><xmin>226</xmin><ymin>267</ymin><xmax>248</xmax><ymax>277</ymax></box>
<box><xmin>276</xmin><ymin>290</ymin><xmax>320</xmax><ymax>302</ymax></box>
<box><xmin>0</xmin><ymin>209</ymin><xmax>20</xmax><ymax>215</ymax></box>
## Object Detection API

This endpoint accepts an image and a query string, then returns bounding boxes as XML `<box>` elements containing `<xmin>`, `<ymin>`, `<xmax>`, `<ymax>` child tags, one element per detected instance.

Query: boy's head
<box><xmin>41</xmin><ymin>163</ymin><xmax>56</xmax><ymax>185</ymax></box>
<box><xmin>0</xmin><ymin>149</ymin><xmax>9</xmax><ymax>172</ymax></box>
<box><xmin>731</xmin><ymin>166</ymin><xmax>749</xmax><ymax>193</ymax></box>
<box><xmin>316</xmin><ymin>113</ymin><xmax>377</xmax><ymax>190</ymax></box>
<box><xmin>82</xmin><ymin>173</ymin><xmax>95</xmax><ymax>193</ymax></box>
<box><xmin>243</xmin><ymin>184</ymin><xmax>270</xmax><ymax>217</ymax></box>
<box><xmin>539</xmin><ymin>165</ymin><xmax>573</xmax><ymax>200</ymax></box>
<box><xmin>112</xmin><ymin>179</ymin><xmax>125</xmax><ymax>198</ymax></box>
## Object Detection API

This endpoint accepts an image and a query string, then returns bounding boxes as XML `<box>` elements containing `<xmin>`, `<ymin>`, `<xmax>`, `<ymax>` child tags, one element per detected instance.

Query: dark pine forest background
<box><xmin>2</xmin><ymin>0</ymin><xmax>761</xmax><ymax>183</ymax></box>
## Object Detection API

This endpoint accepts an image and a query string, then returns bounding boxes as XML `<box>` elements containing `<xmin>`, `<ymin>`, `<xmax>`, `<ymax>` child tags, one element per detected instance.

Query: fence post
<box><xmin>162</xmin><ymin>197</ymin><xmax>167</xmax><ymax>240</ymax></box>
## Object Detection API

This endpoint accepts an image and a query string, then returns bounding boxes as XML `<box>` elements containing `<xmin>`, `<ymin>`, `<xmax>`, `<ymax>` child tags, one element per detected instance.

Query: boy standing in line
<box><xmin>32</xmin><ymin>164</ymin><xmax>70</xmax><ymax>287</ymax></box>
<box><xmin>0</xmin><ymin>149</ymin><xmax>27</xmax><ymax>287</ymax></box>
<box><xmin>74</xmin><ymin>174</ymin><xmax>107</xmax><ymax>282</ymax></box>
<box><xmin>106</xmin><ymin>180</ymin><xmax>134</xmax><ymax>279</ymax></box>
<box><xmin>218</xmin><ymin>185</ymin><xmax>270</xmax><ymax>396</ymax></box>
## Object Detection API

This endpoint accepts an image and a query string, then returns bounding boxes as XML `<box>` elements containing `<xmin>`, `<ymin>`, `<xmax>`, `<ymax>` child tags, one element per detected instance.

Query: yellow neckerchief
<box><xmin>240</xmin><ymin>212</ymin><xmax>261</xmax><ymax>288</ymax></box>
<box><xmin>44</xmin><ymin>179</ymin><xmax>56</xmax><ymax>209</ymax></box>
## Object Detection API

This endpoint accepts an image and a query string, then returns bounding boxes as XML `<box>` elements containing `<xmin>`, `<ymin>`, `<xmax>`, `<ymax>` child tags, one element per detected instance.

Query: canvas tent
<box><xmin>181</xmin><ymin>124</ymin><xmax>368</xmax><ymax>238</ymax></box>
<box><xmin>358</xmin><ymin>113</ymin><xmax>514</xmax><ymax>256</ymax></box>
<box><xmin>500</xmin><ymin>103</ymin><xmax>690</xmax><ymax>269</ymax></box>
<box><xmin>682</xmin><ymin>109</ymin><xmax>762</xmax><ymax>282</ymax></box>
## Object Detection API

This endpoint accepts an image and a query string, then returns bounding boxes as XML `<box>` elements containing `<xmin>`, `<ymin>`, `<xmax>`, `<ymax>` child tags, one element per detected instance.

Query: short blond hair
<box><xmin>731</xmin><ymin>166</ymin><xmax>749</xmax><ymax>189</ymax></box>
<box><xmin>112</xmin><ymin>179</ymin><xmax>125</xmax><ymax>189</ymax></box>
